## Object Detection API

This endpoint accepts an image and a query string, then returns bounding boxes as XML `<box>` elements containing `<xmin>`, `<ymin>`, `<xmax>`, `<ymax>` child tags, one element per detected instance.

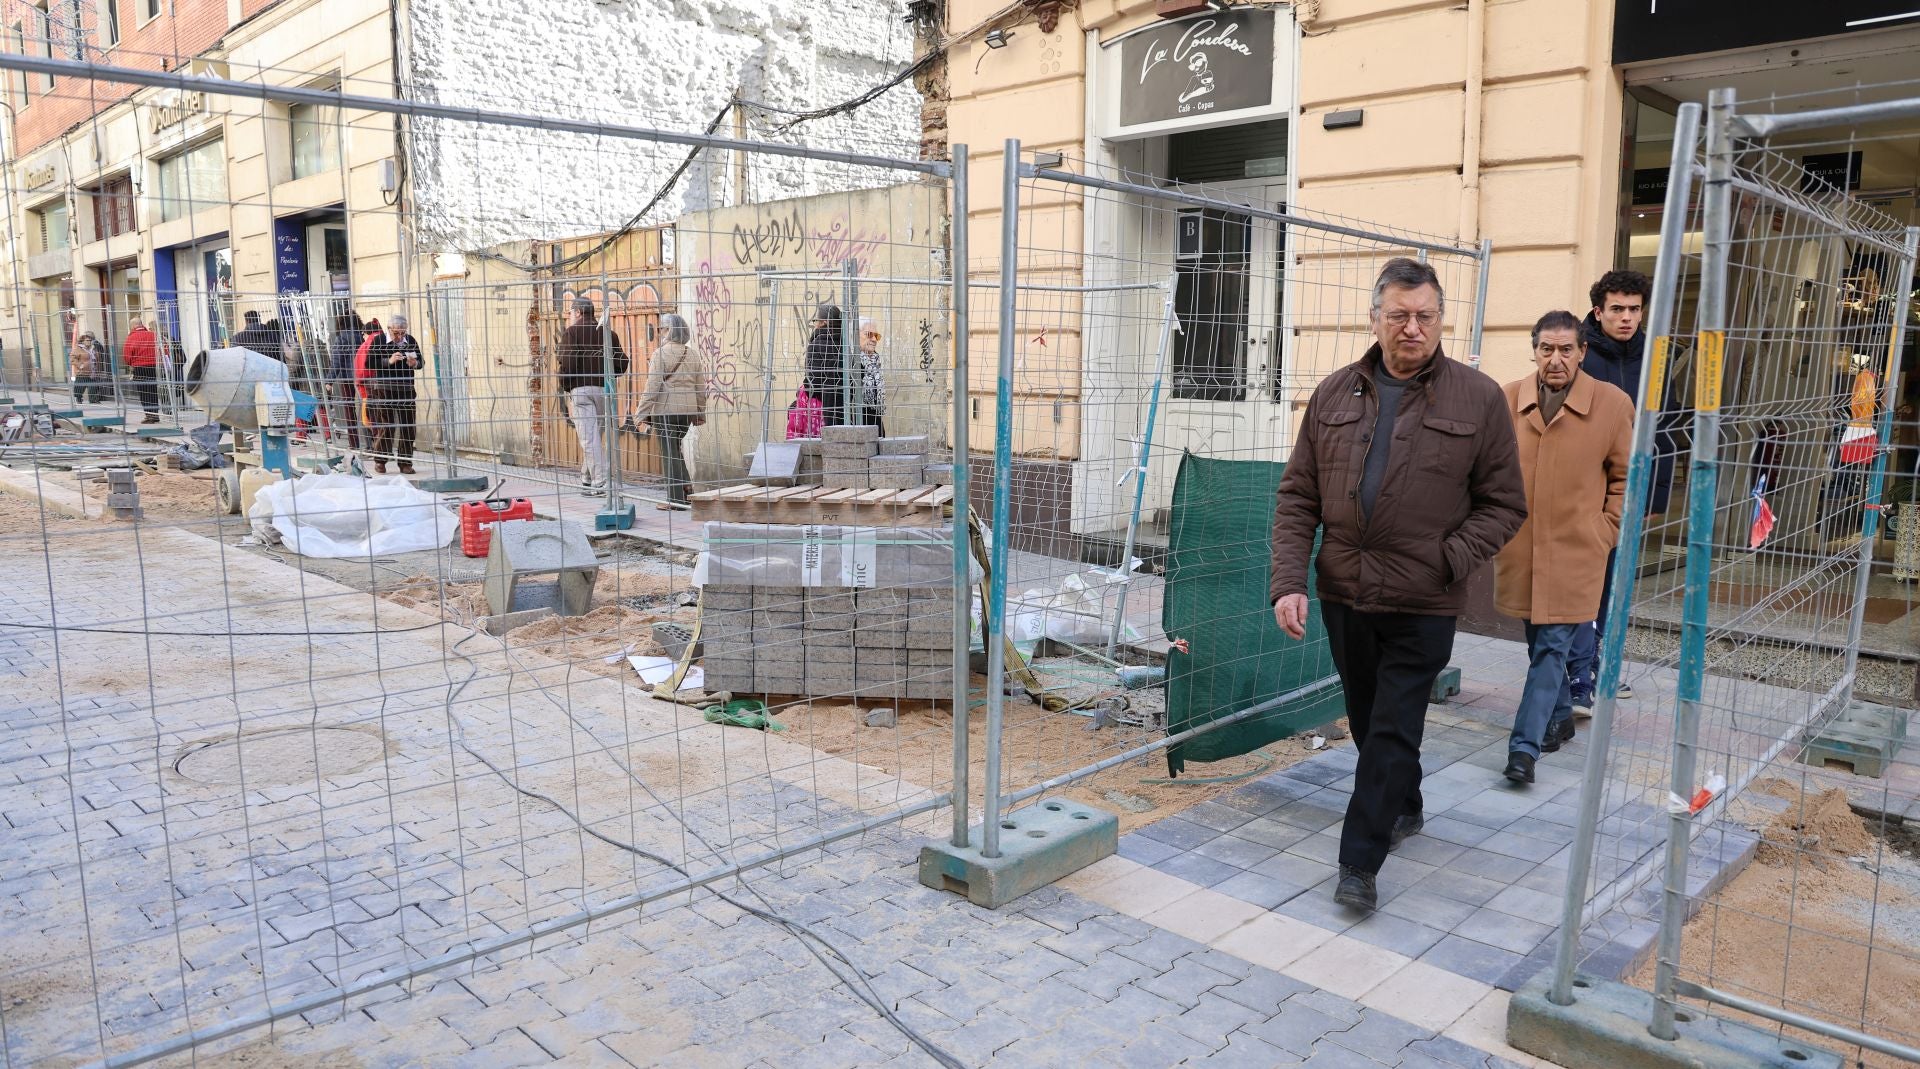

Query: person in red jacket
<box><xmin>122</xmin><ymin>320</ymin><xmax>161</xmax><ymax>424</ymax></box>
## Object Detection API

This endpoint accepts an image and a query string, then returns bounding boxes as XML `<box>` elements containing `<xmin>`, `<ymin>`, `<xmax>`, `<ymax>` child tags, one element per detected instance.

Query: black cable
<box><xmin>439</xmin><ymin>634</ymin><xmax>966</xmax><ymax>1069</ymax></box>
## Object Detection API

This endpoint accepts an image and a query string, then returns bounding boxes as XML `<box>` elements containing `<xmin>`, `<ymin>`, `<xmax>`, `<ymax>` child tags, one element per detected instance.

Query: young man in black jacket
<box><xmin>557</xmin><ymin>297</ymin><xmax>628</xmax><ymax>497</ymax></box>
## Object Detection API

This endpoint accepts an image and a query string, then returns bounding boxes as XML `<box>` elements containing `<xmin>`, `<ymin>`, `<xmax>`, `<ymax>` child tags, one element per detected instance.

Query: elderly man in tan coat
<box><xmin>1495</xmin><ymin>310</ymin><xmax>1634</xmax><ymax>784</ymax></box>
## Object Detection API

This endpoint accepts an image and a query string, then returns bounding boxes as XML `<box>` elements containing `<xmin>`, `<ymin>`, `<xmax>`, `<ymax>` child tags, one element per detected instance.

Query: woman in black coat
<box><xmin>802</xmin><ymin>303</ymin><xmax>848</xmax><ymax>428</ymax></box>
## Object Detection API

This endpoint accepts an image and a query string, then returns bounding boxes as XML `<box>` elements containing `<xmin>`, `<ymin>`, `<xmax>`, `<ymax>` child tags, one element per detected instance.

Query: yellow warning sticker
<box><xmin>1645</xmin><ymin>336</ymin><xmax>1671</xmax><ymax>413</ymax></box>
<box><xmin>1695</xmin><ymin>330</ymin><xmax>1726</xmax><ymax>412</ymax></box>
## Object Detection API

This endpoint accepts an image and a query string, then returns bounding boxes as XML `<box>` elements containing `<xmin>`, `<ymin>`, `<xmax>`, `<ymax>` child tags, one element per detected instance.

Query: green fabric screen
<box><xmin>1162</xmin><ymin>452</ymin><xmax>1345</xmax><ymax>777</ymax></box>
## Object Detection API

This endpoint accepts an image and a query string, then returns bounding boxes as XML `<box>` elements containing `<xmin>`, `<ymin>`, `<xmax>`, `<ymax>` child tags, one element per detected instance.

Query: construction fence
<box><xmin>1539</xmin><ymin>91</ymin><xmax>1920</xmax><ymax>1069</ymax></box>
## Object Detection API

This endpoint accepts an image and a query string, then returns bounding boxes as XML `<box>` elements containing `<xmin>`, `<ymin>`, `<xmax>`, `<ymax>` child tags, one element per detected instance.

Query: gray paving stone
<box><xmin>1478</xmin><ymin>832</ymin><xmax>1563</xmax><ymax>864</ymax></box>
<box><xmin>1165</xmin><ymin>990</ymin><xmax>1271</xmax><ymax>1051</ymax></box>
<box><xmin>1324</xmin><ymin>1007</ymin><xmax>1438</xmax><ymax>1063</ymax></box>
<box><xmin>1112</xmin><ymin>927</ymin><xmax>1209</xmax><ymax>972</ymax></box>
<box><xmin>1389</xmin><ymin>833</ymin><xmax>1467</xmax><ymax>868</ymax></box>
<box><xmin>1416</xmin><ymin>816</ymin><xmax>1498</xmax><ymax>847</ymax></box>
<box><xmin>1215</xmin><ymin>966</ymin><xmax>1313</xmax><ymax>1014</ymax></box>
<box><xmin>918</xmin><ymin>1006</ymin><xmax>1026</xmax><ymax>1063</ymax></box>
<box><xmin>1137</xmin><ymin>955</ymin><xmax>1238</xmax><ymax>1005</ymax></box>
<box><xmin>1441</xmin><ymin>847</ymin><xmax>1536</xmax><ymax>885</ymax></box>
<box><xmin>1418</xmin><ymin>934</ymin><xmax>1526</xmax><ymax>986</ymax></box>
<box><xmin>1416</xmin><ymin>868</ymin><xmax>1507</xmax><ymax>907</ymax></box>
<box><xmin>1134</xmin><ymin>817</ymin><xmax>1220</xmax><ymax>851</ymax></box>
<box><xmin>1090</xmin><ymin>1025</ymin><xmax>1212</xmax><ymax>1069</ymax></box>
<box><xmin>1283</xmin><ymin>831</ymin><xmax>1345</xmax><ymax>866</ymax></box>
<box><xmin>1193</xmin><ymin>833</ymin><xmax>1282</xmax><ymax>870</ymax></box>
<box><xmin>1037</xmin><ymin>918</ymin><xmax>1146</xmax><ymax>966</ymax></box>
<box><xmin>1056</xmin><ymin>948</ymin><xmax>1163</xmax><ymax>1000</ymax></box>
<box><xmin>1345</xmin><ymin>910</ymin><xmax>1449</xmax><ymax>958</ymax></box>
<box><xmin>1380</xmin><ymin>888</ymin><xmax>1481</xmax><ymax>932</ymax></box>
<box><xmin>1269</xmin><ymin>799</ymin><xmax>1347</xmax><ymax>833</ymax></box>
<box><xmin>1410</xmin><ymin>1033</ymin><xmax>1502</xmax><ymax>1068</ymax></box>
<box><xmin>1453</xmin><ymin>906</ymin><xmax>1554</xmax><ymax>956</ymax></box>
<box><xmin>1228</xmin><ymin>818</ymin><xmax>1316</xmax><ymax>853</ymax></box>
<box><xmin>1273</xmin><ymin>878</ymin><xmax>1363</xmax><ymax>932</ymax></box>
<box><xmin>1251</xmin><ymin>851</ymin><xmax>1340</xmax><ymax>891</ymax></box>
<box><xmin>1117</xmin><ymin>833</ymin><xmax>1181</xmax><ymax>866</ymax></box>
<box><xmin>1287</xmin><ymin>988</ymin><xmax>1367</xmax><ymax>1027</ymax></box>
<box><xmin>1182</xmin><ymin>801</ymin><xmax>1260</xmax><ymax>833</ymax></box>
<box><xmin>1241</xmin><ymin>999</ymin><xmax>1350</xmax><ymax>1057</ymax></box>
<box><xmin>1188</xmin><ymin>1030</ymin><xmax>1306</xmax><ymax>1067</ymax></box>
<box><xmin>1152</xmin><ymin>852</ymin><xmax>1244</xmax><ymax>888</ymax></box>
<box><xmin>1212</xmin><ymin>869</ymin><xmax>1315</xmax><ymax>911</ymax></box>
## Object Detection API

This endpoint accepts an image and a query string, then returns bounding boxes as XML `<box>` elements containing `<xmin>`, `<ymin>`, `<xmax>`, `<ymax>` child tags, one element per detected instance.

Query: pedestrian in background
<box><xmin>365</xmin><ymin>315</ymin><xmax>423</xmax><ymax>475</ymax></box>
<box><xmin>557</xmin><ymin>297</ymin><xmax>629</xmax><ymax>498</ymax></box>
<box><xmin>802</xmin><ymin>304</ymin><xmax>848</xmax><ymax>428</ymax></box>
<box><xmin>1566</xmin><ymin>269</ymin><xmax>1668</xmax><ymax>712</ymax></box>
<box><xmin>629</xmin><ymin>313</ymin><xmax>705</xmax><ymax>509</ymax></box>
<box><xmin>232</xmin><ymin>310</ymin><xmax>276</xmax><ymax>357</ymax></box>
<box><xmin>1495</xmin><ymin>311</ymin><xmax>1633</xmax><ymax>784</ymax></box>
<box><xmin>858</xmin><ymin>317</ymin><xmax>888</xmax><ymax>436</ymax></box>
<box><xmin>70</xmin><ymin>332</ymin><xmax>108</xmax><ymax>404</ymax></box>
<box><xmin>122</xmin><ymin>320</ymin><xmax>161</xmax><ymax>424</ymax></box>
<box><xmin>328</xmin><ymin>311</ymin><xmax>366</xmax><ymax>449</ymax></box>
<box><xmin>1269</xmin><ymin>257</ymin><xmax>1526</xmax><ymax>912</ymax></box>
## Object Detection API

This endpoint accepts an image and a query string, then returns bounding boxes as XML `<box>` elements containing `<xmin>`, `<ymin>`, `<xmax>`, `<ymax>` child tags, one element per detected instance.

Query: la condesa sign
<box><xmin>1101</xmin><ymin>8</ymin><xmax>1292</xmax><ymax>140</ymax></box>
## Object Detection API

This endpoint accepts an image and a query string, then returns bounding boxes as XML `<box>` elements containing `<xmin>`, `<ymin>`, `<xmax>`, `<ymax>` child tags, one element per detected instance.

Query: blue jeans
<box><xmin>1566</xmin><ymin>548</ymin><xmax>1616</xmax><ymax>698</ymax></box>
<box><xmin>1513</xmin><ymin>621</ymin><xmax>1583</xmax><ymax>758</ymax></box>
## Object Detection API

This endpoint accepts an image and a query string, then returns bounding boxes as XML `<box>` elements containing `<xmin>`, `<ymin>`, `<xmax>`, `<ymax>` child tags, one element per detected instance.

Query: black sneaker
<box><xmin>1504</xmin><ymin>751</ymin><xmax>1536</xmax><ymax>785</ymax></box>
<box><xmin>1570</xmin><ymin>686</ymin><xmax>1594</xmax><ymax>716</ymax></box>
<box><xmin>1541</xmin><ymin>719</ymin><xmax>1576</xmax><ymax>754</ymax></box>
<box><xmin>1389</xmin><ymin>812</ymin><xmax>1424</xmax><ymax>850</ymax></box>
<box><xmin>1333</xmin><ymin>866</ymin><xmax>1377</xmax><ymax>911</ymax></box>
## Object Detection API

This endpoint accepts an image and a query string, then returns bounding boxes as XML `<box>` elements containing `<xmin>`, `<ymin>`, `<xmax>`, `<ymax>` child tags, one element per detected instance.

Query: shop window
<box><xmin>1173</xmin><ymin>208</ymin><xmax>1252</xmax><ymax>402</ymax></box>
<box><xmin>34</xmin><ymin>202</ymin><xmax>71</xmax><ymax>253</ymax></box>
<box><xmin>86</xmin><ymin>175</ymin><xmax>136</xmax><ymax>240</ymax></box>
<box><xmin>95</xmin><ymin>0</ymin><xmax>116</xmax><ymax>46</ymax></box>
<box><xmin>289</xmin><ymin>98</ymin><xmax>341</xmax><ymax>180</ymax></box>
<box><xmin>30</xmin><ymin>4</ymin><xmax>53</xmax><ymax>91</ymax></box>
<box><xmin>155</xmin><ymin>139</ymin><xmax>226</xmax><ymax>221</ymax></box>
<box><xmin>142</xmin><ymin>0</ymin><xmax>156</xmax><ymax>18</ymax></box>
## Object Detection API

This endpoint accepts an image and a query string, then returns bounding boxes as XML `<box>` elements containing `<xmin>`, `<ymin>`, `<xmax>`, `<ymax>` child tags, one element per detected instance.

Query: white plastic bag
<box><xmin>248</xmin><ymin>473</ymin><xmax>457</xmax><ymax>558</ymax></box>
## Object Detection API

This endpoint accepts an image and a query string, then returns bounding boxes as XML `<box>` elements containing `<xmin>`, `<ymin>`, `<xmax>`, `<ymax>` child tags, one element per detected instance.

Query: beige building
<box><xmin>941</xmin><ymin>0</ymin><xmax>1920</xmax><ymax>545</ymax></box>
<box><xmin>6</xmin><ymin>0</ymin><xmax>403</xmax><ymax>388</ymax></box>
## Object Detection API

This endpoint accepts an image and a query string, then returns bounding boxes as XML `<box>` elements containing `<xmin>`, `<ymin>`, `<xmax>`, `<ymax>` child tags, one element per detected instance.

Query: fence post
<box><xmin>1548</xmin><ymin>100</ymin><xmax>1703</xmax><ymax>1007</ymax></box>
<box><xmin>1469</xmin><ymin>238</ymin><xmax>1491</xmax><ymax>360</ymax></box>
<box><xmin>1650</xmin><ymin>87</ymin><xmax>1736</xmax><ymax>1043</ymax></box>
<box><xmin>1105</xmin><ymin>272</ymin><xmax>1179</xmax><ymax>657</ymax></box>
<box><xmin>1841</xmin><ymin>224</ymin><xmax>1920</xmax><ymax>704</ymax></box>
<box><xmin>760</xmin><ymin>274</ymin><xmax>778</xmax><ymax>455</ymax></box>
<box><xmin>600</xmin><ymin>263</ymin><xmax>624</xmax><ymax>513</ymax></box>
<box><xmin>950</xmin><ymin>143</ymin><xmax>974</xmax><ymax>849</ymax></box>
<box><xmin>981</xmin><ymin>138</ymin><xmax>1021</xmax><ymax>860</ymax></box>
<box><xmin>841</xmin><ymin>260</ymin><xmax>859</xmax><ymax>426</ymax></box>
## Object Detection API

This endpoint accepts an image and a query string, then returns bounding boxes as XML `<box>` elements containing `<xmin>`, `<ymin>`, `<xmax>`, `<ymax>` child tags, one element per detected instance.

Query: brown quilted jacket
<box><xmin>1269</xmin><ymin>344</ymin><xmax>1527</xmax><ymax>616</ymax></box>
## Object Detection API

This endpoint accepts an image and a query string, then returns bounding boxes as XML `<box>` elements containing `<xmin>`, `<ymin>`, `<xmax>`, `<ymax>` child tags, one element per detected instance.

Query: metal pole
<box><xmin>1673</xmin><ymin>979</ymin><xmax>1920</xmax><ymax>1065</ymax></box>
<box><xmin>841</xmin><ymin>260</ymin><xmax>859</xmax><ymax>429</ymax></box>
<box><xmin>600</xmin><ymin>265</ymin><xmax>623</xmax><ymax>514</ymax></box>
<box><xmin>949</xmin><ymin>143</ymin><xmax>973</xmax><ymax>850</ymax></box>
<box><xmin>1549</xmin><ymin>100</ymin><xmax>1703</xmax><ymax>1007</ymax></box>
<box><xmin>982</xmin><ymin>138</ymin><xmax>1021</xmax><ymax>861</ymax></box>
<box><xmin>760</xmin><ymin>274</ymin><xmax>778</xmax><ymax>454</ymax></box>
<box><xmin>1105</xmin><ymin>274</ymin><xmax>1178</xmax><ymax>657</ymax></box>
<box><xmin>1469</xmin><ymin>237</ymin><xmax>1492</xmax><ymax>360</ymax></box>
<box><xmin>1840</xmin><ymin>225</ymin><xmax>1920</xmax><ymax>704</ymax></box>
<box><xmin>1651</xmin><ymin>87</ymin><xmax>1736</xmax><ymax>1043</ymax></box>
<box><xmin>428</xmin><ymin>285</ymin><xmax>458</xmax><ymax>479</ymax></box>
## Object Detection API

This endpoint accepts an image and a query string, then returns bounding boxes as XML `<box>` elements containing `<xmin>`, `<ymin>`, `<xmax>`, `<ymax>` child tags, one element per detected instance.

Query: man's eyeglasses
<box><xmin>1381</xmin><ymin>310</ymin><xmax>1440</xmax><ymax>328</ymax></box>
<box><xmin>1535</xmin><ymin>343</ymin><xmax>1580</xmax><ymax>358</ymax></box>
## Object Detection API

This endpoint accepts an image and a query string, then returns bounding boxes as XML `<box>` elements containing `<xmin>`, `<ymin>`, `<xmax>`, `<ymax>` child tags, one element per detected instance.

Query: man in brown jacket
<box><xmin>1494</xmin><ymin>310</ymin><xmax>1633</xmax><ymax>784</ymax></box>
<box><xmin>1270</xmin><ymin>258</ymin><xmax>1527</xmax><ymax>911</ymax></box>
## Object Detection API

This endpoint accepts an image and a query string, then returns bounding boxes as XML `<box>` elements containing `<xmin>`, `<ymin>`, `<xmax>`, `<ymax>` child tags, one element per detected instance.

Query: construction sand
<box><xmin>79</xmin><ymin>468</ymin><xmax>236</xmax><ymax>526</ymax></box>
<box><xmin>1634</xmin><ymin>776</ymin><xmax>1920</xmax><ymax>1067</ymax></box>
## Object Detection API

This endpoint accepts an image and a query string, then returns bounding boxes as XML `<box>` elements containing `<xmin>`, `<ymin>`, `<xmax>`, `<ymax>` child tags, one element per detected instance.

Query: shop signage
<box><xmin>1800</xmin><ymin>151</ymin><xmax>1862</xmax><ymax>193</ymax></box>
<box><xmin>149</xmin><ymin>91</ymin><xmax>208</xmax><ymax>135</ymax></box>
<box><xmin>1118</xmin><ymin>9</ymin><xmax>1275</xmax><ymax>129</ymax></box>
<box><xmin>1632</xmin><ymin>168</ymin><xmax>1669</xmax><ymax>206</ymax></box>
<box><xmin>1613</xmin><ymin>0</ymin><xmax>1920</xmax><ymax>65</ymax></box>
<box><xmin>1176</xmin><ymin>209</ymin><xmax>1205</xmax><ymax>261</ymax></box>
<box><xmin>23</xmin><ymin>160</ymin><xmax>59</xmax><ymax>191</ymax></box>
<box><xmin>275</xmin><ymin>229</ymin><xmax>306</xmax><ymax>293</ymax></box>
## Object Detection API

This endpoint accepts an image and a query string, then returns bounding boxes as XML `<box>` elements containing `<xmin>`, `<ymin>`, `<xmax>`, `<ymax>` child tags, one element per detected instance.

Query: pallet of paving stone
<box><xmin>690</xmin><ymin>484</ymin><xmax>954</xmax><ymax>526</ymax></box>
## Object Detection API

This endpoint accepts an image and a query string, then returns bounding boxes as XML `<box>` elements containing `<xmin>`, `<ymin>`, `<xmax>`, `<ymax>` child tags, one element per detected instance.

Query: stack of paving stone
<box><xmin>699</xmin><ymin>522</ymin><xmax>958</xmax><ymax>702</ymax></box>
<box><xmin>819</xmin><ymin>426</ymin><xmax>953</xmax><ymax>491</ymax></box>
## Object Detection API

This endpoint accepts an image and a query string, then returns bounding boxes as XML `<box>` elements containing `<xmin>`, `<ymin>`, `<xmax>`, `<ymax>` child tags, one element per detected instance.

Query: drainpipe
<box><xmin>1458</xmin><ymin>0</ymin><xmax>1485</xmax><ymax>244</ymax></box>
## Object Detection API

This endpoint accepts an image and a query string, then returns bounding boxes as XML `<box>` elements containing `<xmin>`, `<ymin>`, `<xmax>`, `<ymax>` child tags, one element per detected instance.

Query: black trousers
<box><xmin>129</xmin><ymin>365</ymin><xmax>159</xmax><ymax>414</ymax></box>
<box><xmin>366</xmin><ymin>387</ymin><xmax>416</xmax><ymax>463</ymax></box>
<box><xmin>1322</xmin><ymin>600</ymin><xmax>1456</xmax><ymax>874</ymax></box>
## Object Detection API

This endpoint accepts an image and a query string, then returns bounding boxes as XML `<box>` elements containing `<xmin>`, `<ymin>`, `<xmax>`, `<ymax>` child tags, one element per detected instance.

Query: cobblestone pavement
<box><xmin>0</xmin><ymin>470</ymin><xmax>1549</xmax><ymax>1067</ymax></box>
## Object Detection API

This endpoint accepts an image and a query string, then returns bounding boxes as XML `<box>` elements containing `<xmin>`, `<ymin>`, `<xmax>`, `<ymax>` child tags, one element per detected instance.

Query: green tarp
<box><xmin>1162</xmin><ymin>452</ymin><xmax>1345</xmax><ymax>777</ymax></box>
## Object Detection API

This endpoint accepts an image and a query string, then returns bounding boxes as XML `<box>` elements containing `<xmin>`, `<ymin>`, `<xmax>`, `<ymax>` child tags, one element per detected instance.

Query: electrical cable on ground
<box><xmin>437</xmin><ymin>632</ymin><xmax>967</xmax><ymax>1069</ymax></box>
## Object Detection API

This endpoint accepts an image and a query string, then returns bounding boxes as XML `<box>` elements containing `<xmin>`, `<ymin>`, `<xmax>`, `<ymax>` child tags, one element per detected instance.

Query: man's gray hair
<box><xmin>661</xmin><ymin>313</ymin><xmax>690</xmax><ymax>345</ymax></box>
<box><xmin>572</xmin><ymin>297</ymin><xmax>597</xmax><ymax>321</ymax></box>
<box><xmin>1369</xmin><ymin>257</ymin><xmax>1445</xmax><ymax>317</ymax></box>
<box><xmin>389</xmin><ymin>314</ymin><xmax>409</xmax><ymax>329</ymax></box>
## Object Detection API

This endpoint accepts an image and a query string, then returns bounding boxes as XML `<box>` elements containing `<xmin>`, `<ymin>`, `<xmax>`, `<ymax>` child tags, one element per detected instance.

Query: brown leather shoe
<box><xmin>374</xmin><ymin>462</ymin><xmax>387</xmax><ymax>474</ymax></box>
<box><xmin>398</xmin><ymin>463</ymin><xmax>415</xmax><ymax>475</ymax></box>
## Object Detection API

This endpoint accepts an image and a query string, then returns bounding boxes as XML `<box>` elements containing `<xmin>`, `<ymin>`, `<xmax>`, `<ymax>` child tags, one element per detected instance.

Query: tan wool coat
<box><xmin>1494</xmin><ymin>370</ymin><xmax>1634</xmax><ymax>625</ymax></box>
<box><xmin>631</xmin><ymin>341</ymin><xmax>706</xmax><ymax>422</ymax></box>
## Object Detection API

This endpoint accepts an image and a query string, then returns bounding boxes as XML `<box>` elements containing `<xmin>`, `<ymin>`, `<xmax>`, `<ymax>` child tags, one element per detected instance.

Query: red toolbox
<box><xmin>460</xmin><ymin>497</ymin><xmax>535</xmax><ymax>557</ymax></box>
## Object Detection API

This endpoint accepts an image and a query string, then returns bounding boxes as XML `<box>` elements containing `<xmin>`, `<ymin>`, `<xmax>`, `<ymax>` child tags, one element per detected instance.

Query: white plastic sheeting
<box><xmin>249</xmin><ymin>474</ymin><xmax>457</xmax><ymax>558</ymax></box>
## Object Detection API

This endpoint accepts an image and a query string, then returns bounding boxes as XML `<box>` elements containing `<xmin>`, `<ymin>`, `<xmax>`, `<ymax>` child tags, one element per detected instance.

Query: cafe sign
<box><xmin>1103</xmin><ymin>9</ymin><xmax>1287</xmax><ymax>139</ymax></box>
<box><xmin>149</xmin><ymin>91</ymin><xmax>208</xmax><ymax>136</ymax></box>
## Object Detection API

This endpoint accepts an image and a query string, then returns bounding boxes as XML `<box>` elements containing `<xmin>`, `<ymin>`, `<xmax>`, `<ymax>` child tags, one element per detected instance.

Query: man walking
<box><xmin>557</xmin><ymin>297</ymin><xmax>628</xmax><ymax>498</ymax></box>
<box><xmin>365</xmin><ymin>315</ymin><xmax>423</xmax><ymax>475</ymax></box>
<box><xmin>1270</xmin><ymin>258</ymin><xmax>1526</xmax><ymax>911</ymax></box>
<box><xmin>1566</xmin><ymin>269</ymin><xmax>1672</xmax><ymax>712</ymax></box>
<box><xmin>1495</xmin><ymin>311</ymin><xmax>1633</xmax><ymax>784</ymax></box>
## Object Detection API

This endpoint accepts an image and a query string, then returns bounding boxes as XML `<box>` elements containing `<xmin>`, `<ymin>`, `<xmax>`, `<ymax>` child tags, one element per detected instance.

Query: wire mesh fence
<box><xmin>974</xmin><ymin>143</ymin><xmax>1490</xmax><ymax>847</ymax></box>
<box><xmin>1548</xmin><ymin>91</ymin><xmax>1920</xmax><ymax>1068</ymax></box>
<box><xmin>0</xmin><ymin>57</ymin><xmax>972</xmax><ymax>1068</ymax></box>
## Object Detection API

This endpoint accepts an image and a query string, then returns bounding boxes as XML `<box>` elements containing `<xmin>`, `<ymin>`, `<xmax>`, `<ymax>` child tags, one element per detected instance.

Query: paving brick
<box><xmin>1136</xmin><ymin>954</ymin><xmax>1237</xmax><ymax>1005</ymax></box>
<box><xmin>1323</xmin><ymin>1006</ymin><xmax>1436</xmax><ymax>1063</ymax></box>
<box><xmin>1241</xmin><ymin>998</ymin><xmax>1351</xmax><ymax>1057</ymax></box>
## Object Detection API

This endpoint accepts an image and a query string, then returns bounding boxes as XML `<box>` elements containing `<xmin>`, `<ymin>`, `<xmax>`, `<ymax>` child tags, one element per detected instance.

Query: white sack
<box><xmin>249</xmin><ymin>473</ymin><xmax>456</xmax><ymax>558</ymax></box>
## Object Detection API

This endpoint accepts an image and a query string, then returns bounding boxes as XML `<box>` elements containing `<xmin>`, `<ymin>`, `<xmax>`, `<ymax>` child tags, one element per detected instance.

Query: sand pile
<box><xmin>1752</xmin><ymin>777</ymin><xmax>1877</xmax><ymax>867</ymax></box>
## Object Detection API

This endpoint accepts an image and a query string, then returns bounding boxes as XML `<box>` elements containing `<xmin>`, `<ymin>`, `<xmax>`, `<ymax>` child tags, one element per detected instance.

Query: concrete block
<box><xmin>753</xmin><ymin>610</ymin><xmax>806</xmax><ymax>631</ymax></box>
<box><xmin>1507</xmin><ymin>974</ymin><xmax>1840</xmax><ymax>1069</ymax></box>
<box><xmin>909</xmin><ymin>647</ymin><xmax>956</xmax><ymax>666</ymax></box>
<box><xmin>479</xmin><ymin>606</ymin><xmax>555</xmax><ymax>637</ymax></box>
<box><xmin>868</xmin><ymin>473</ymin><xmax>921</xmax><ymax>489</ymax></box>
<box><xmin>807</xmin><ymin>591</ymin><xmax>859</xmax><ymax>615</ymax></box>
<box><xmin>906</xmin><ymin>607</ymin><xmax>953</xmax><ymax>633</ymax></box>
<box><xmin>823</xmin><ymin>425</ymin><xmax>880</xmax><ymax>444</ymax></box>
<box><xmin>863</xmin><ymin>708</ymin><xmax>898</xmax><ymax>728</ymax></box>
<box><xmin>1800</xmin><ymin>700</ymin><xmax>1906</xmax><ymax>778</ymax></box>
<box><xmin>925</xmin><ymin>463</ymin><xmax>955</xmax><ymax>485</ymax></box>
<box><xmin>812</xmin><ymin>644</ymin><xmax>856</xmax><ymax>664</ymax></box>
<box><xmin>823</xmin><ymin>473</ymin><xmax>870</xmax><ymax>490</ymax></box>
<box><xmin>878</xmin><ymin>435</ymin><xmax>928</xmax><ymax>454</ymax></box>
<box><xmin>904</xmin><ymin>628</ymin><xmax>953</xmax><ymax>650</ymax></box>
<box><xmin>748</xmin><ymin>442</ymin><xmax>803</xmax><ymax>485</ymax></box>
<box><xmin>106</xmin><ymin>492</ymin><xmax>142</xmax><ymax>509</ymax></box>
<box><xmin>788</xmin><ymin>437</ymin><xmax>823</xmax><ymax>457</ymax></box>
<box><xmin>919</xmin><ymin>798</ymin><xmax>1119</xmax><ymax>908</ymax></box>
<box><xmin>1431</xmin><ymin>666</ymin><xmax>1462</xmax><ymax>702</ymax></box>
<box><xmin>859</xmin><ymin>587</ymin><xmax>909</xmax><ymax>608</ymax></box>
<box><xmin>485</xmin><ymin>519</ymin><xmax>599</xmax><ymax>617</ymax></box>
<box><xmin>871</xmin><ymin>454</ymin><xmax>927</xmax><ymax>475</ymax></box>
<box><xmin>701</xmin><ymin>589</ymin><xmax>753</xmax><ymax>611</ymax></box>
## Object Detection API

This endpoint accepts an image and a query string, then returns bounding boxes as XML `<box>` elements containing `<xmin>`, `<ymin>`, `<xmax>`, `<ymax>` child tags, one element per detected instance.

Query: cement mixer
<box><xmin>183</xmin><ymin>346</ymin><xmax>299</xmax><ymax>514</ymax></box>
